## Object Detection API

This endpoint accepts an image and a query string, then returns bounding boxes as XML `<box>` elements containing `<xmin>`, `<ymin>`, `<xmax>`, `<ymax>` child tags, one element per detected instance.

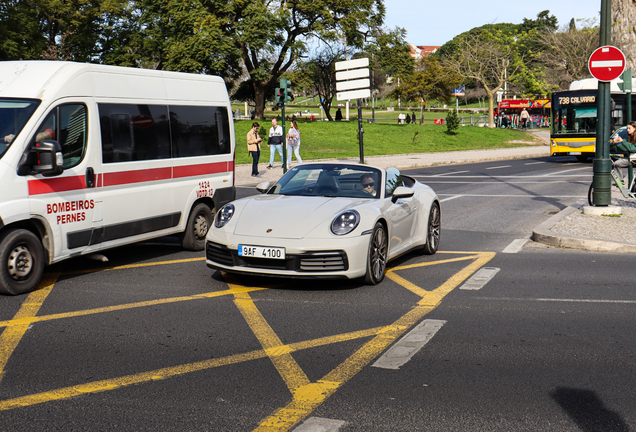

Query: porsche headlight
<box><xmin>331</xmin><ymin>210</ymin><xmax>360</xmax><ymax>235</ymax></box>
<box><xmin>214</xmin><ymin>203</ymin><xmax>235</xmax><ymax>228</ymax></box>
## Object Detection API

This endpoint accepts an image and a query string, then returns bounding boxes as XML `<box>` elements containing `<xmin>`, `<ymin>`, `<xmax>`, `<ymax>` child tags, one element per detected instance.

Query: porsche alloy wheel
<box><xmin>422</xmin><ymin>202</ymin><xmax>440</xmax><ymax>255</ymax></box>
<box><xmin>364</xmin><ymin>222</ymin><xmax>388</xmax><ymax>285</ymax></box>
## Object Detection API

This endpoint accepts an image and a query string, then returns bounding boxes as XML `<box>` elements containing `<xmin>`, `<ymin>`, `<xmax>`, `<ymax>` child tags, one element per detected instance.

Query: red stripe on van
<box><xmin>103</xmin><ymin>167</ymin><xmax>172</xmax><ymax>186</ymax></box>
<box><xmin>28</xmin><ymin>176</ymin><xmax>86</xmax><ymax>195</ymax></box>
<box><xmin>173</xmin><ymin>161</ymin><xmax>230</xmax><ymax>178</ymax></box>
<box><xmin>28</xmin><ymin>162</ymin><xmax>233</xmax><ymax>195</ymax></box>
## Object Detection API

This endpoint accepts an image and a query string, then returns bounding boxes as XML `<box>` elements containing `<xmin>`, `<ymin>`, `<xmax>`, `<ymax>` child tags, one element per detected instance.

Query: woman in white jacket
<box><xmin>286</xmin><ymin>120</ymin><xmax>303</xmax><ymax>166</ymax></box>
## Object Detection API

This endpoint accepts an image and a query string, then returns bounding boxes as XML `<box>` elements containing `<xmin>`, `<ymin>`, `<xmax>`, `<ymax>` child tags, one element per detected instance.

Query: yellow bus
<box><xmin>551</xmin><ymin>78</ymin><xmax>635</xmax><ymax>162</ymax></box>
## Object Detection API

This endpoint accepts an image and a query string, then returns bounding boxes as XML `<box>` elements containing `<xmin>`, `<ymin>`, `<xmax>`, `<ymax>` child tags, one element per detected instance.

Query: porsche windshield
<box><xmin>0</xmin><ymin>98</ymin><xmax>40</xmax><ymax>159</ymax></box>
<box><xmin>268</xmin><ymin>164</ymin><xmax>382</xmax><ymax>199</ymax></box>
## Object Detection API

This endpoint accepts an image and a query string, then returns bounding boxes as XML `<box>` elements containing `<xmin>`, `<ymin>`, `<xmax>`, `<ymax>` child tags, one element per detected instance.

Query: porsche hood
<box><xmin>232</xmin><ymin>195</ymin><xmax>368</xmax><ymax>239</ymax></box>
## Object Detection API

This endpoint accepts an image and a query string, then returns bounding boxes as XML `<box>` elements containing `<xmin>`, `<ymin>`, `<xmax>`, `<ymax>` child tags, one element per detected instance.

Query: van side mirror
<box><xmin>17</xmin><ymin>139</ymin><xmax>64</xmax><ymax>177</ymax></box>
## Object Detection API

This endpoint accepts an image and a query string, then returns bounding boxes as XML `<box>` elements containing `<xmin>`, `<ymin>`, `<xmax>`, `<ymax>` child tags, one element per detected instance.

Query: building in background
<box><xmin>408</xmin><ymin>44</ymin><xmax>441</xmax><ymax>59</ymax></box>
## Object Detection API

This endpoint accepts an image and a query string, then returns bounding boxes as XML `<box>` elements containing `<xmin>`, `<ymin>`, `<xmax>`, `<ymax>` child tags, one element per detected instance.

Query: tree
<box><xmin>0</xmin><ymin>0</ymin><xmax>129</xmax><ymax>62</ymax></box>
<box><xmin>534</xmin><ymin>20</ymin><xmax>599</xmax><ymax>90</ymax></box>
<box><xmin>390</xmin><ymin>57</ymin><xmax>461</xmax><ymax>113</ymax></box>
<box><xmin>441</xmin><ymin>30</ymin><xmax>524</xmax><ymax>128</ymax></box>
<box><xmin>613</xmin><ymin>0</ymin><xmax>636</xmax><ymax>71</ymax></box>
<box><xmin>307</xmin><ymin>48</ymin><xmax>345</xmax><ymax>121</ymax></box>
<box><xmin>210</xmin><ymin>0</ymin><xmax>385</xmax><ymax>120</ymax></box>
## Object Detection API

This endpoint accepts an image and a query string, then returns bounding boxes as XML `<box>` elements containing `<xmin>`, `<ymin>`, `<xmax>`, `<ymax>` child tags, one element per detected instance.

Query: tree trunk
<box><xmin>253</xmin><ymin>83</ymin><xmax>266</xmax><ymax>120</ymax></box>
<box><xmin>613</xmin><ymin>0</ymin><xmax>636</xmax><ymax>70</ymax></box>
<box><xmin>486</xmin><ymin>90</ymin><xmax>496</xmax><ymax>128</ymax></box>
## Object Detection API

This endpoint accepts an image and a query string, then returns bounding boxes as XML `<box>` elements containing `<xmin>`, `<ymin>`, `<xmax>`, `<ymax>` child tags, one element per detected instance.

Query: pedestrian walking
<box><xmin>246</xmin><ymin>122</ymin><xmax>263</xmax><ymax>177</ymax></box>
<box><xmin>411</xmin><ymin>111</ymin><xmax>416</xmax><ymax>125</ymax></box>
<box><xmin>286</xmin><ymin>120</ymin><xmax>303</xmax><ymax>167</ymax></box>
<box><xmin>267</xmin><ymin>118</ymin><xmax>284</xmax><ymax>169</ymax></box>
<box><xmin>520</xmin><ymin>108</ymin><xmax>530</xmax><ymax>130</ymax></box>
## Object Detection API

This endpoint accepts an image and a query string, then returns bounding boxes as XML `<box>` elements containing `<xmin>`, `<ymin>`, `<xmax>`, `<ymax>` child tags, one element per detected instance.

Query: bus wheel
<box><xmin>181</xmin><ymin>203</ymin><xmax>213</xmax><ymax>251</ymax></box>
<box><xmin>0</xmin><ymin>229</ymin><xmax>45</xmax><ymax>296</ymax></box>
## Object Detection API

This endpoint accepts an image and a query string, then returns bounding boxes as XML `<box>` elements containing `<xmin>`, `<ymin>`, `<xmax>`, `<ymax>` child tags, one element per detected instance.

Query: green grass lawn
<box><xmin>233</xmin><ymin>120</ymin><xmax>545</xmax><ymax>165</ymax></box>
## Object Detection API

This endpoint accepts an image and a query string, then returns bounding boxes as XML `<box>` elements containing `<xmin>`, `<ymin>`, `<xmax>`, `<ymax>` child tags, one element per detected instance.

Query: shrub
<box><xmin>446</xmin><ymin>110</ymin><xmax>460</xmax><ymax>134</ymax></box>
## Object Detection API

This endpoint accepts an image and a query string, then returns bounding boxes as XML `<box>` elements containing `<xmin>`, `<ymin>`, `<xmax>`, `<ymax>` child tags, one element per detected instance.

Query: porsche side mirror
<box><xmin>256</xmin><ymin>181</ymin><xmax>271</xmax><ymax>194</ymax></box>
<box><xmin>391</xmin><ymin>186</ymin><xmax>414</xmax><ymax>203</ymax></box>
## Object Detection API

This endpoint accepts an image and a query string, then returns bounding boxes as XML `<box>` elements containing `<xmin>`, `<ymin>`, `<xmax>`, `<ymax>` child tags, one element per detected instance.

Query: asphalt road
<box><xmin>3</xmin><ymin>156</ymin><xmax>636</xmax><ymax>431</ymax></box>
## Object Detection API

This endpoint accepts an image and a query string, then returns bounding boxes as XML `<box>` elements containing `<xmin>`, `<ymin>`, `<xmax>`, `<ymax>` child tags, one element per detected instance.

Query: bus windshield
<box><xmin>551</xmin><ymin>90</ymin><xmax>598</xmax><ymax>137</ymax></box>
<box><xmin>0</xmin><ymin>98</ymin><xmax>41</xmax><ymax>159</ymax></box>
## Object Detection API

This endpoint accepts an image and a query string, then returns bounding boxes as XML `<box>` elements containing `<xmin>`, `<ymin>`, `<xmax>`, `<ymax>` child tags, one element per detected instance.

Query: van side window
<box><xmin>99</xmin><ymin>103</ymin><xmax>170</xmax><ymax>163</ymax></box>
<box><xmin>60</xmin><ymin>104</ymin><xmax>87</xmax><ymax>168</ymax></box>
<box><xmin>33</xmin><ymin>103</ymin><xmax>88</xmax><ymax>169</ymax></box>
<box><xmin>170</xmin><ymin>106</ymin><xmax>231</xmax><ymax>157</ymax></box>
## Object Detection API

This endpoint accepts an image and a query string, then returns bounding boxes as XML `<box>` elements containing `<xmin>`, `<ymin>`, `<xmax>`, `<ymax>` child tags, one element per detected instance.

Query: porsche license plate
<box><xmin>238</xmin><ymin>245</ymin><xmax>286</xmax><ymax>260</ymax></box>
<box><xmin>569</xmin><ymin>152</ymin><xmax>581</xmax><ymax>155</ymax></box>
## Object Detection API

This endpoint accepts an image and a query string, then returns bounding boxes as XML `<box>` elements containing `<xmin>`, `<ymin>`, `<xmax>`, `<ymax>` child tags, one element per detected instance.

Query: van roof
<box><xmin>0</xmin><ymin>61</ymin><xmax>228</xmax><ymax>103</ymax></box>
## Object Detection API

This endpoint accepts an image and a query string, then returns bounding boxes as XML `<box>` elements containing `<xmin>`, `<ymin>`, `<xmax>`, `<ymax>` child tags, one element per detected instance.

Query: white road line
<box><xmin>524</xmin><ymin>161</ymin><xmax>546</xmax><ymax>165</ymax></box>
<box><xmin>486</xmin><ymin>165</ymin><xmax>512</xmax><ymax>170</ymax></box>
<box><xmin>414</xmin><ymin>174</ymin><xmax>590</xmax><ymax>179</ymax></box>
<box><xmin>293</xmin><ymin>417</ymin><xmax>347</xmax><ymax>432</ymax></box>
<box><xmin>460</xmin><ymin>267</ymin><xmax>500</xmax><ymax>290</ymax></box>
<box><xmin>440</xmin><ymin>195</ymin><xmax>463</xmax><ymax>203</ymax></box>
<box><xmin>437</xmin><ymin>193</ymin><xmax>584</xmax><ymax>198</ymax></box>
<box><xmin>424</xmin><ymin>181</ymin><xmax>588</xmax><ymax>185</ymax></box>
<box><xmin>372</xmin><ymin>319</ymin><xmax>446</xmax><ymax>370</ymax></box>
<box><xmin>542</xmin><ymin>166</ymin><xmax>591</xmax><ymax>176</ymax></box>
<box><xmin>433</xmin><ymin>170</ymin><xmax>470</xmax><ymax>177</ymax></box>
<box><xmin>475</xmin><ymin>297</ymin><xmax>636</xmax><ymax>304</ymax></box>
<box><xmin>502</xmin><ymin>239</ymin><xmax>529</xmax><ymax>253</ymax></box>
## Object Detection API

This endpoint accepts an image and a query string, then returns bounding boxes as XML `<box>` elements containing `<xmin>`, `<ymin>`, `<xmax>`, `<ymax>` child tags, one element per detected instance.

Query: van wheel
<box><xmin>181</xmin><ymin>203</ymin><xmax>213</xmax><ymax>251</ymax></box>
<box><xmin>0</xmin><ymin>229</ymin><xmax>45</xmax><ymax>296</ymax></box>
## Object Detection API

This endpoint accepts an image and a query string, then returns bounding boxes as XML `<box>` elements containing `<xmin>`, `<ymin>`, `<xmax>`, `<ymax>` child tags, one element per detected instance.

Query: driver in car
<box><xmin>360</xmin><ymin>173</ymin><xmax>377</xmax><ymax>196</ymax></box>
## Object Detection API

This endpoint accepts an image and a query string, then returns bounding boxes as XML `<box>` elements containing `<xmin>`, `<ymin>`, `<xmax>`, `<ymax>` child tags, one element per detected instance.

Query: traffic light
<box><xmin>278</xmin><ymin>79</ymin><xmax>293</xmax><ymax>105</ymax></box>
<box><xmin>275</xmin><ymin>87</ymin><xmax>284</xmax><ymax>106</ymax></box>
<box><xmin>285</xmin><ymin>85</ymin><xmax>293</xmax><ymax>103</ymax></box>
<box><xmin>618</xmin><ymin>70</ymin><xmax>632</xmax><ymax>93</ymax></box>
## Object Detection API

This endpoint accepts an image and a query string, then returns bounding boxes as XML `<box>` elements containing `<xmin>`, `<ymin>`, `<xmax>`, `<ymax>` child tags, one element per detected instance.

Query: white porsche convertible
<box><xmin>206</xmin><ymin>162</ymin><xmax>440</xmax><ymax>285</ymax></box>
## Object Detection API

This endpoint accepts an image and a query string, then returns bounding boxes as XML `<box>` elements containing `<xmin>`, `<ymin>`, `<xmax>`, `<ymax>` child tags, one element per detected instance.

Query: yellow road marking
<box><xmin>0</xmin><ymin>327</ymin><xmax>382</xmax><ymax>411</ymax></box>
<box><xmin>0</xmin><ymin>273</ymin><xmax>58</xmax><ymax>383</ymax></box>
<box><xmin>0</xmin><ymin>286</ymin><xmax>266</xmax><ymax>328</ymax></box>
<box><xmin>253</xmin><ymin>252</ymin><xmax>496</xmax><ymax>431</ymax></box>
<box><xmin>232</xmin><ymin>290</ymin><xmax>311</xmax><ymax>393</ymax></box>
<box><xmin>0</xmin><ymin>250</ymin><xmax>496</xmax><ymax>432</ymax></box>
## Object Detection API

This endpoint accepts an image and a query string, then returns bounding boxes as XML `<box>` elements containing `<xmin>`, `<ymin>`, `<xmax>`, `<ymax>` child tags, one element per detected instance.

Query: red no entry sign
<box><xmin>588</xmin><ymin>46</ymin><xmax>626</xmax><ymax>82</ymax></box>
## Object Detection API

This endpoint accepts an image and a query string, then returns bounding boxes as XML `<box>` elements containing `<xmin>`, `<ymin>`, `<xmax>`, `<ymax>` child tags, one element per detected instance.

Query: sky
<box><xmin>383</xmin><ymin>0</ymin><xmax>602</xmax><ymax>46</ymax></box>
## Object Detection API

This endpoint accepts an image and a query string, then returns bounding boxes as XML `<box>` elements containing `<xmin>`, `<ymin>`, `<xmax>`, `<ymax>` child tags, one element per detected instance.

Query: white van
<box><xmin>0</xmin><ymin>61</ymin><xmax>236</xmax><ymax>295</ymax></box>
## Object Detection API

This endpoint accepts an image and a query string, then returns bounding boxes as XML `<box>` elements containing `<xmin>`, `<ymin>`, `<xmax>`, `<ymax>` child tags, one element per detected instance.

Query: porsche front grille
<box><xmin>299</xmin><ymin>252</ymin><xmax>347</xmax><ymax>271</ymax></box>
<box><xmin>206</xmin><ymin>242</ymin><xmax>234</xmax><ymax>266</ymax></box>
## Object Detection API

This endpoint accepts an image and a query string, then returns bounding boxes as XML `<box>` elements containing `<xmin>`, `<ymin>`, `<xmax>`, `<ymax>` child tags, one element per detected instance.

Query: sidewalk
<box><xmin>234</xmin><ymin>129</ymin><xmax>636</xmax><ymax>254</ymax></box>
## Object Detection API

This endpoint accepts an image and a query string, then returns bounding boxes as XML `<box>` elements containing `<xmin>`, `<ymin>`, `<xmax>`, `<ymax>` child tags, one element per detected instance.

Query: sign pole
<box><xmin>592</xmin><ymin>0</ymin><xmax>613</xmax><ymax>206</ymax></box>
<box><xmin>357</xmin><ymin>99</ymin><xmax>364</xmax><ymax>164</ymax></box>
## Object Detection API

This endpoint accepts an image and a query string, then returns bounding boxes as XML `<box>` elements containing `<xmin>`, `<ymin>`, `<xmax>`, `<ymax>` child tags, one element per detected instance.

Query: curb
<box><xmin>531</xmin><ymin>199</ymin><xmax>636</xmax><ymax>253</ymax></box>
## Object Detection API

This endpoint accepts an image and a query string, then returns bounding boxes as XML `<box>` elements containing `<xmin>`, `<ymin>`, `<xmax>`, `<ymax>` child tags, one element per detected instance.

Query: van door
<box><xmin>25</xmin><ymin>101</ymin><xmax>99</xmax><ymax>260</ymax></box>
<box><xmin>93</xmin><ymin>102</ymin><xmax>178</xmax><ymax>249</ymax></box>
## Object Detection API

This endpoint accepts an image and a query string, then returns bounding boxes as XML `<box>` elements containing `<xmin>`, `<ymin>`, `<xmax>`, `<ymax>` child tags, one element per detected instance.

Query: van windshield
<box><xmin>0</xmin><ymin>98</ymin><xmax>40</xmax><ymax>159</ymax></box>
